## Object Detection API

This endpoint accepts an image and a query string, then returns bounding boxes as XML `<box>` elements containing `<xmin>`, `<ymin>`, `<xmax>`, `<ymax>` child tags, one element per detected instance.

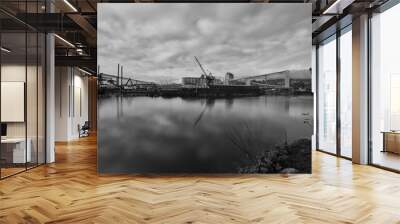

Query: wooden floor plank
<box><xmin>1</xmin><ymin>135</ymin><xmax>400</xmax><ymax>223</ymax></box>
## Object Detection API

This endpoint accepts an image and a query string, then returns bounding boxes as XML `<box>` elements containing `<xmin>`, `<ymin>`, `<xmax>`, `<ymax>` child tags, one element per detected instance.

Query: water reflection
<box><xmin>98</xmin><ymin>95</ymin><xmax>313</xmax><ymax>173</ymax></box>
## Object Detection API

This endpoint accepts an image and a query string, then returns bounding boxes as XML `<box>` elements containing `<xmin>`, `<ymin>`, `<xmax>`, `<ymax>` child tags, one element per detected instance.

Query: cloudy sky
<box><xmin>98</xmin><ymin>3</ymin><xmax>311</xmax><ymax>83</ymax></box>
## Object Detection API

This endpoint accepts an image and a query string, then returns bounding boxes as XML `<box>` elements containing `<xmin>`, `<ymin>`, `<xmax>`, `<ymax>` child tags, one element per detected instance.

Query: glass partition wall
<box><xmin>0</xmin><ymin>3</ymin><xmax>46</xmax><ymax>179</ymax></box>
<box><xmin>339</xmin><ymin>27</ymin><xmax>352</xmax><ymax>159</ymax></box>
<box><xmin>317</xmin><ymin>35</ymin><xmax>337</xmax><ymax>155</ymax></box>
<box><xmin>370</xmin><ymin>3</ymin><xmax>400</xmax><ymax>171</ymax></box>
<box><xmin>0</xmin><ymin>31</ymin><xmax>27</xmax><ymax>177</ymax></box>
<box><xmin>316</xmin><ymin>26</ymin><xmax>352</xmax><ymax>159</ymax></box>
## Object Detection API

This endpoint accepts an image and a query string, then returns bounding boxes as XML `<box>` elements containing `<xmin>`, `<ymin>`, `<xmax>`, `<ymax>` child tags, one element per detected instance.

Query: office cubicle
<box><xmin>0</xmin><ymin>1</ymin><xmax>46</xmax><ymax>179</ymax></box>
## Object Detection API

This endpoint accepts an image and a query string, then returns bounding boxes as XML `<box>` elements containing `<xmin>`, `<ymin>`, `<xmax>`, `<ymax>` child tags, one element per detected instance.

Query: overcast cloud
<box><xmin>98</xmin><ymin>3</ymin><xmax>311</xmax><ymax>83</ymax></box>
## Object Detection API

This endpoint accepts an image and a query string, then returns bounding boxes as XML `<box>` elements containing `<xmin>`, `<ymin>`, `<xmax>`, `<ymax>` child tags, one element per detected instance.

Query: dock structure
<box><xmin>232</xmin><ymin>69</ymin><xmax>311</xmax><ymax>90</ymax></box>
<box><xmin>98</xmin><ymin>72</ymin><xmax>157</xmax><ymax>95</ymax></box>
<box><xmin>98</xmin><ymin>66</ymin><xmax>312</xmax><ymax>97</ymax></box>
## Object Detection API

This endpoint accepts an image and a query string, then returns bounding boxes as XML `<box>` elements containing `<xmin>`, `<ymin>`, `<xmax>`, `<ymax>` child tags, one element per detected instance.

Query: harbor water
<box><xmin>98</xmin><ymin>95</ymin><xmax>313</xmax><ymax>173</ymax></box>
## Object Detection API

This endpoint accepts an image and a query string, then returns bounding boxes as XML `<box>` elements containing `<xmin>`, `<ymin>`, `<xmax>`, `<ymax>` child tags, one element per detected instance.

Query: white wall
<box><xmin>1</xmin><ymin>63</ymin><xmax>46</xmax><ymax>164</ymax></box>
<box><xmin>1</xmin><ymin>64</ymin><xmax>39</xmax><ymax>138</ymax></box>
<box><xmin>55</xmin><ymin>66</ymin><xmax>70</xmax><ymax>141</ymax></box>
<box><xmin>1</xmin><ymin>65</ymin><xmax>26</xmax><ymax>132</ymax></box>
<box><xmin>1</xmin><ymin>82</ymin><xmax>25</xmax><ymax>122</ymax></box>
<box><xmin>72</xmin><ymin>73</ymin><xmax>89</xmax><ymax>138</ymax></box>
<box><xmin>55</xmin><ymin>67</ymin><xmax>89</xmax><ymax>141</ymax></box>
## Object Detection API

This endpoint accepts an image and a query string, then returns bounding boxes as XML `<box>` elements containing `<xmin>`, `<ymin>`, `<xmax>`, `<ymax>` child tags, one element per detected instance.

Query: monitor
<box><xmin>1</xmin><ymin>123</ymin><xmax>7</xmax><ymax>137</ymax></box>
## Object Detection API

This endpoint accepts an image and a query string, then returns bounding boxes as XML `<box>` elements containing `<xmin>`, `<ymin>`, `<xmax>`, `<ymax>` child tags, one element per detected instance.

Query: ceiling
<box><xmin>0</xmin><ymin>0</ymin><xmax>390</xmax><ymax>73</ymax></box>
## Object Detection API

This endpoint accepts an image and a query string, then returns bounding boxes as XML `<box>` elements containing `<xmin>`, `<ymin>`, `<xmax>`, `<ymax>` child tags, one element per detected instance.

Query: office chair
<box><xmin>79</xmin><ymin>121</ymin><xmax>90</xmax><ymax>138</ymax></box>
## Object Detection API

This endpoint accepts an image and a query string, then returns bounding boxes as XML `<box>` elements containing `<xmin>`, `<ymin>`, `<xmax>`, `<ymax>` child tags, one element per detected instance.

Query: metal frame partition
<box><xmin>0</xmin><ymin>0</ymin><xmax>47</xmax><ymax>180</ymax></box>
<box><xmin>367</xmin><ymin>0</ymin><xmax>400</xmax><ymax>173</ymax></box>
<box><xmin>367</xmin><ymin>10</ymin><xmax>373</xmax><ymax>167</ymax></box>
<box><xmin>315</xmin><ymin>21</ymin><xmax>353</xmax><ymax>161</ymax></box>
<box><xmin>336</xmin><ymin>28</ymin><xmax>342</xmax><ymax>159</ymax></box>
<box><xmin>316</xmin><ymin>0</ymin><xmax>400</xmax><ymax>172</ymax></box>
<box><xmin>337</xmin><ymin>24</ymin><xmax>353</xmax><ymax>161</ymax></box>
<box><xmin>0</xmin><ymin>20</ymin><xmax>2</xmax><ymax>179</ymax></box>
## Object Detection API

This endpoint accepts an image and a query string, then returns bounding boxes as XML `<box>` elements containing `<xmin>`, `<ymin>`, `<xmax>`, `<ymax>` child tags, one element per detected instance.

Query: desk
<box><xmin>1</xmin><ymin>138</ymin><xmax>31</xmax><ymax>163</ymax></box>
<box><xmin>382</xmin><ymin>131</ymin><xmax>400</xmax><ymax>154</ymax></box>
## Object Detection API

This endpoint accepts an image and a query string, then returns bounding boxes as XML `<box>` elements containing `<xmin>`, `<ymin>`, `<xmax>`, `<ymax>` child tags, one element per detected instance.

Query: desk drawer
<box><xmin>0</xmin><ymin>145</ymin><xmax>13</xmax><ymax>164</ymax></box>
<box><xmin>1</xmin><ymin>140</ymin><xmax>32</xmax><ymax>164</ymax></box>
<box><xmin>384</xmin><ymin>133</ymin><xmax>400</xmax><ymax>154</ymax></box>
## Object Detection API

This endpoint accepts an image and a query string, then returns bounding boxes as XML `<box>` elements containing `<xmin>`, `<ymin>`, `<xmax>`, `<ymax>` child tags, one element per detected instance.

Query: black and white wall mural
<box><xmin>97</xmin><ymin>3</ymin><xmax>313</xmax><ymax>174</ymax></box>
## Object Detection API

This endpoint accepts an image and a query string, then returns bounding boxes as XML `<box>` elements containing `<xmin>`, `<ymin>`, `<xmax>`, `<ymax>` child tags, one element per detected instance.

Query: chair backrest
<box><xmin>83</xmin><ymin>121</ymin><xmax>90</xmax><ymax>129</ymax></box>
<box><xmin>1</xmin><ymin>123</ymin><xmax>7</xmax><ymax>137</ymax></box>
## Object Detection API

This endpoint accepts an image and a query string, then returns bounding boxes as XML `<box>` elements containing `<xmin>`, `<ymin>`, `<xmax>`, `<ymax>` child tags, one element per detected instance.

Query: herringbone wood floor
<box><xmin>1</xmin><ymin>135</ymin><xmax>400</xmax><ymax>224</ymax></box>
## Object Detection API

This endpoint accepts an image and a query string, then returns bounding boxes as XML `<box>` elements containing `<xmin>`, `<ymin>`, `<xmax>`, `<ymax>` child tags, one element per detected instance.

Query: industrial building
<box><xmin>182</xmin><ymin>76</ymin><xmax>208</xmax><ymax>87</ymax></box>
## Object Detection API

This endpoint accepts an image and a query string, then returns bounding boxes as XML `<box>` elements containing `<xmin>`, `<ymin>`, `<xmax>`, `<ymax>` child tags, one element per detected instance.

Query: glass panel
<box><xmin>26</xmin><ymin>0</ymin><xmax>39</xmax><ymax>169</ymax></box>
<box><xmin>1</xmin><ymin>31</ymin><xmax>27</xmax><ymax>177</ymax></box>
<box><xmin>38</xmin><ymin>32</ymin><xmax>45</xmax><ymax>165</ymax></box>
<box><xmin>0</xmin><ymin>1</ymin><xmax>46</xmax><ymax>179</ymax></box>
<box><xmin>74</xmin><ymin>85</ymin><xmax>82</xmax><ymax>137</ymax></box>
<box><xmin>371</xmin><ymin>4</ymin><xmax>400</xmax><ymax>171</ymax></box>
<box><xmin>318</xmin><ymin>36</ymin><xmax>337</xmax><ymax>154</ymax></box>
<box><xmin>27</xmin><ymin>31</ymin><xmax>38</xmax><ymax>169</ymax></box>
<box><xmin>339</xmin><ymin>28</ymin><xmax>352</xmax><ymax>158</ymax></box>
<box><xmin>312</xmin><ymin>45</ymin><xmax>317</xmax><ymax>150</ymax></box>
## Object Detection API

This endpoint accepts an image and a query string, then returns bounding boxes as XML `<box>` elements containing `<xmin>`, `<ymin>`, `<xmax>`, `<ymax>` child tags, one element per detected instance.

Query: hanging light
<box><xmin>54</xmin><ymin>34</ymin><xmax>75</xmax><ymax>48</ymax></box>
<box><xmin>1</xmin><ymin>47</ymin><xmax>11</xmax><ymax>53</ymax></box>
<box><xmin>78</xmin><ymin>67</ymin><xmax>93</xmax><ymax>76</ymax></box>
<box><xmin>63</xmin><ymin>0</ymin><xmax>78</xmax><ymax>12</ymax></box>
<box><xmin>323</xmin><ymin>0</ymin><xmax>355</xmax><ymax>15</ymax></box>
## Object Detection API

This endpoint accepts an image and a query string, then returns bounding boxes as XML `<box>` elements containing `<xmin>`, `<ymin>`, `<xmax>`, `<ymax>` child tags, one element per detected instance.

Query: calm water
<box><xmin>98</xmin><ymin>95</ymin><xmax>313</xmax><ymax>173</ymax></box>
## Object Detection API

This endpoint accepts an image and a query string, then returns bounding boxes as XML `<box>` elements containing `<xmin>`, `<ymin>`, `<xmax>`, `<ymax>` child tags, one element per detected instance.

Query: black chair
<box><xmin>78</xmin><ymin>121</ymin><xmax>90</xmax><ymax>138</ymax></box>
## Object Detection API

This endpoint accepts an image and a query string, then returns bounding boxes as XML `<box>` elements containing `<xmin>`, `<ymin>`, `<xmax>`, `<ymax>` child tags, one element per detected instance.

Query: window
<box><xmin>339</xmin><ymin>27</ymin><xmax>352</xmax><ymax>158</ymax></box>
<box><xmin>317</xmin><ymin>35</ymin><xmax>337</xmax><ymax>154</ymax></box>
<box><xmin>316</xmin><ymin>24</ymin><xmax>353</xmax><ymax>159</ymax></box>
<box><xmin>370</xmin><ymin>3</ymin><xmax>400</xmax><ymax>171</ymax></box>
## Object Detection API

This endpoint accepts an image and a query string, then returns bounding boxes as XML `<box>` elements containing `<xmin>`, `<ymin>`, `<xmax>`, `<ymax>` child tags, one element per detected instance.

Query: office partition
<box><xmin>0</xmin><ymin>1</ymin><xmax>47</xmax><ymax>179</ymax></box>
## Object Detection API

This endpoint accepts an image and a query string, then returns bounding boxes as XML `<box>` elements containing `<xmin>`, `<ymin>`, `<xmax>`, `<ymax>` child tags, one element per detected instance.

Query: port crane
<box><xmin>194</xmin><ymin>56</ymin><xmax>215</xmax><ymax>86</ymax></box>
